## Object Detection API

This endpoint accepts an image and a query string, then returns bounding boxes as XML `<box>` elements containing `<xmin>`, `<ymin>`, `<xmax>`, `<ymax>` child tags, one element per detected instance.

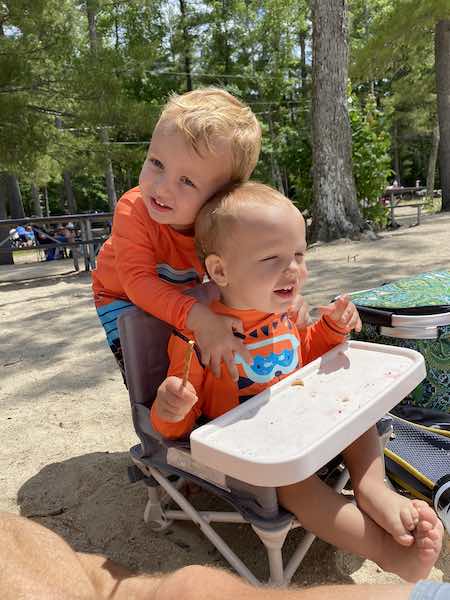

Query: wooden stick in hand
<box><xmin>180</xmin><ymin>339</ymin><xmax>195</xmax><ymax>389</ymax></box>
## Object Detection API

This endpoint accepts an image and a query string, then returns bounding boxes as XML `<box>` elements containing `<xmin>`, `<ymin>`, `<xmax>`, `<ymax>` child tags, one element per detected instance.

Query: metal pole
<box><xmin>85</xmin><ymin>217</ymin><xmax>96</xmax><ymax>270</ymax></box>
<box><xmin>79</xmin><ymin>221</ymin><xmax>90</xmax><ymax>271</ymax></box>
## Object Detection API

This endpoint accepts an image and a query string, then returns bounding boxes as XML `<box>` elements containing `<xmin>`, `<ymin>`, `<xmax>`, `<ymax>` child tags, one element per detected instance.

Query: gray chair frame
<box><xmin>118</xmin><ymin>305</ymin><xmax>391</xmax><ymax>586</ymax></box>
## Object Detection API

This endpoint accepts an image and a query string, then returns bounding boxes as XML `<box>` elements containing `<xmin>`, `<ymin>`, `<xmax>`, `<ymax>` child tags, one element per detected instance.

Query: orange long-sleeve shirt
<box><xmin>151</xmin><ymin>301</ymin><xmax>347</xmax><ymax>439</ymax></box>
<box><xmin>92</xmin><ymin>187</ymin><xmax>205</xmax><ymax>330</ymax></box>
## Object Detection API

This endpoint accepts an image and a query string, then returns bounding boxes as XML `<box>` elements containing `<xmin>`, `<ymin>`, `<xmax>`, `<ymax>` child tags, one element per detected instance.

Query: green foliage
<box><xmin>350</xmin><ymin>0</ymin><xmax>450</xmax><ymax>189</ymax></box>
<box><xmin>349</xmin><ymin>94</ymin><xmax>391</xmax><ymax>226</ymax></box>
<box><xmin>1</xmin><ymin>0</ymin><xmax>438</xmax><ymax>224</ymax></box>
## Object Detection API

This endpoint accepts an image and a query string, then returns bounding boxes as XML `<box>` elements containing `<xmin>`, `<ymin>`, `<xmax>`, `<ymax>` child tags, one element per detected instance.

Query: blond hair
<box><xmin>195</xmin><ymin>182</ymin><xmax>294</xmax><ymax>265</ymax></box>
<box><xmin>158</xmin><ymin>88</ymin><xmax>261</xmax><ymax>182</ymax></box>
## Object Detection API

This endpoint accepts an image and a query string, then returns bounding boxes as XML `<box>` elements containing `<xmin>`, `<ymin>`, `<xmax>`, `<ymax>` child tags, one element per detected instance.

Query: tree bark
<box><xmin>426</xmin><ymin>123</ymin><xmax>440</xmax><ymax>200</ymax></box>
<box><xmin>435</xmin><ymin>20</ymin><xmax>450</xmax><ymax>212</ymax></box>
<box><xmin>86</xmin><ymin>1</ymin><xmax>117</xmax><ymax>209</ymax></box>
<box><xmin>31</xmin><ymin>182</ymin><xmax>43</xmax><ymax>217</ymax></box>
<box><xmin>7</xmin><ymin>174</ymin><xmax>25</xmax><ymax>219</ymax></box>
<box><xmin>392</xmin><ymin>120</ymin><xmax>401</xmax><ymax>185</ymax></box>
<box><xmin>43</xmin><ymin>186</ymin><xmax>50</xmax><ymax>217</ymax></box>
<box><xmin>100</xmin><ymin>129</ymin><xmax>117</xmax><ymax>210</ymax></box>
<box><xmin>179</xmin><ymin>0</ymin><xmax>193</xmax><ymax>91</ymax></box>
<box><xmin>309</xmin><ymin>0</ymin><xmax>363</xmax><ymax>242</ymax></box>
<box><xmin>267</xmin><ymin>111</ymin><xmax>285</xmax><ymax>194</ymax></box>
<box><xmin>299</xmin><ymin>30</ymin><xmax>308</xmax><ymax>97</ymax></box>
<box><xmin>55</xmin><ymin>116</ymin><xmax>77</xmax><ymax>213</ymax></box>
<box><xmin>63</xmin><ymin>171</ymin><xmax>77</xmax><ymax>214</ymax></box>
<box><xmin>0</xmin><ymin>174</ymin><xmax>16</xmax><ymax>264</ymax></box>
<box><xmin>86</xmin><ymin>0</ymin><xmax>100</xmax><ymax>53</ymax></box>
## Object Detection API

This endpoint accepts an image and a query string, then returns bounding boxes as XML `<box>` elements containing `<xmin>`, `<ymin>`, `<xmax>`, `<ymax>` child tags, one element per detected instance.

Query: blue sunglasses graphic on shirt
<box><xmin>234</xmin><ymin>333</ymin><xmax>300</xmax><ymax>384</ymax></box>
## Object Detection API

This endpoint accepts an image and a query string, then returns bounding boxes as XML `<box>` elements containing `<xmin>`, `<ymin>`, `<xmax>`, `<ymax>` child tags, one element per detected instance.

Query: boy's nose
<box><xmin>285</xmin><ymin>258</ymin><xmax>308</xmax><ymax>278</ymax></box>
<box><xmin>153</xmin><ymin>174</ymin><xmax>172</xmax><ymax>200</ymax></box>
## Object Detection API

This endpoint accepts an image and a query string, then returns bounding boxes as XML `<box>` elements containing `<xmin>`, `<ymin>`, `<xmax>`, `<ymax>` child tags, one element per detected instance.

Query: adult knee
<box><xmin>155</xmin><ymin>564</ymin><xmax>243</xmax><ymax>600</ymax></box>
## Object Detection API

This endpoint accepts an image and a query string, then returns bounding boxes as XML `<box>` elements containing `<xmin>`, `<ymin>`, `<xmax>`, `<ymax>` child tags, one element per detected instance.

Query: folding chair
<box><xmin>117</xmin><ymin>305</ymin><xmax>417</xmax><ymax>586</ymax></box>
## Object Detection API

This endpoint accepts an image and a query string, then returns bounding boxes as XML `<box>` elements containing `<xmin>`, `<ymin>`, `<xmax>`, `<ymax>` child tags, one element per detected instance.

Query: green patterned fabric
<box><xmin>350</xmin><ymin>271</ymin><xmax>450</xmax><ymax>412</ymax></box>
<box><xmin>352</xmin><ymin>324</ymin><xmax>450</xmax><ymax>412</ymax></box>
<box><xmin>350</xmin><ymin>270</ymin><xmax>450</xmax><ymax>309</ymax></box>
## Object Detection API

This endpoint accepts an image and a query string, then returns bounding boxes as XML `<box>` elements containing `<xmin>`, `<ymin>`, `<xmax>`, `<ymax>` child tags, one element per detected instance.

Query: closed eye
<box><xmin>261</xmin><ymin>256</ymin><xmax>277</xmax><ymax>262</ymax></box>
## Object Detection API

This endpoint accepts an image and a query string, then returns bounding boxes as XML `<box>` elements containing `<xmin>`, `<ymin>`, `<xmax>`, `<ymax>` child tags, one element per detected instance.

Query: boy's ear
<box><xmin>205</xmin><ymin>254</ymin><xmax>228</xmax><ymax>287</ymax></box>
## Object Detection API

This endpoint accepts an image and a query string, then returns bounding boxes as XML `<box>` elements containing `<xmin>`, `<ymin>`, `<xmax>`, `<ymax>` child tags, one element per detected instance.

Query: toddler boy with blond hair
<box><xmin>93</xmin><ymin>88</ymin><xmax>261</xmax><ymax>380</ymax></box>
<box><xmin>152</xmin><ymin>182</ymin><xmax>443</xmax><ymax>584</ymax></box>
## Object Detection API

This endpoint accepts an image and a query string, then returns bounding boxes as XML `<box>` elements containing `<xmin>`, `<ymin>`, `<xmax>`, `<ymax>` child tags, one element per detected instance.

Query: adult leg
<box><xmin>0</xmin><ymin>512</ymin><xmax>439</xmax><ymax>600</ymax></box>
<box><xmin>155</xmin><ymin>565</ymin><xmax>415</xmax><ymax>600</ymax></box>
<box><xmin>0</xmin><ymin>512</ymin><xmax>160</xmax><ymax>600</ymax></box>
<box><xmin>0</xmin><ymin>512</ymin><xmax>98</xmax><ymax>599</ymax></box>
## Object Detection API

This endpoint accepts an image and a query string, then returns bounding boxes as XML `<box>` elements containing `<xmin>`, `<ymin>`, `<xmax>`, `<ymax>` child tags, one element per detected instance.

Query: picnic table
<box><xmin>382</xmin><ymin>186</ymin><xmax>427</xmax><ymax>227</ymax></box>
<box><xmin>0</xmin><ymin>212</ymin><xmax>113</xmax><ymax>271</ymax></box>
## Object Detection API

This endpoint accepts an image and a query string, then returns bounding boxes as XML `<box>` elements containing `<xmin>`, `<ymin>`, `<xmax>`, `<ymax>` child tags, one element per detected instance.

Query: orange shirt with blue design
<box><xmin>151</xmin><ymin>300</ymin><xmax>347</xmax><ymax>439</ymax></box>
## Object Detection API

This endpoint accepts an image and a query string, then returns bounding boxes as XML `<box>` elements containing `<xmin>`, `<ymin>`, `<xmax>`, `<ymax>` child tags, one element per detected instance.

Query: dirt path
<box><xmin>1</xmin><ymin>210</ymin><xmax>449</xmax><ymax>586</ymax></box>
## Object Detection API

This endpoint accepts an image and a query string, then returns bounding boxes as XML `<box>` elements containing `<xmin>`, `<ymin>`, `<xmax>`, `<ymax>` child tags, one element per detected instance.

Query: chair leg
<box><xmin>251</xmin><ymin>522</ymin><xmax>292</xmax><ymax>586</ymax></box>
<box><xmin>143</xmin><ymin>486</ymin><xmax>173</xmax><ymax>531</ymax></box>
<box><xmin>148</xmin><ymin>465</ymin><xmax>260</xmax><ymax>585</ymax></box>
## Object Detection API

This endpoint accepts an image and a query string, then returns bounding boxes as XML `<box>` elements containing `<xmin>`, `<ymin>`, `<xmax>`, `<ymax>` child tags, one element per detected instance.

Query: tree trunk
<box><xmin>267</xmin><ymin>111</ymin><xmax>285</xmax><ymax>194</ymax></box>
<box><xmin>55</xmin><ymin>116</ymin><xmax>77</xmax><ymax>214</ymax></box>
<box><xmin>426</xmin><ymin>123</ymin><xmax>440</xmax><ymax>200</ymax></box>
<box><xmin>86</xmin><ymin>2</ymin><xmax>117</xmax><ymax>208</ymax></box>
<box><xmin>179</xmin><ymin>0</ymin><xmax>193</xmax><ymax>91</ymax></box>
<box><xmin>392</xmin><ymin>120</ymin><xmax>401</xmax><ymax>185</ymax></box>
<box><xmin>221</xmin><ymin>0</ymin><xmax>231</xmax><ymax>75</ymax></box>
<box><xmin>7</xmin><ymin>174</ymin><xmax>25</xmax><ymax>219</ymax></box>
<box><xmin>0</xmin><ymin>174</ymin><xmax>15</xmax><ymax>264</ymax></box>
<box><xmin>309</xmin><ymin>0</ymin><xmax>363</xmax><ymax>242</ymax></box>
<box><xmin>86</xmin><ymin>0</ymin><xmax>100</xmax><ymax>52</ymax></box>
<box><xmin>63</xmin><ymin>171</ymin><xmax>77</xmax><ymax>214</ymax></box>
<box><xmin>31</xmin><ymin>182</ymin><xmax>43</xmax><ymax>217</ymax></box>
<box><xmin>435</xmin><ymin>20</ymin><xmax>450</xmax><ymax>212</ymax></box>
<box><xmin>43</xmin><ymin>186</ymin><xmax>50</xmax><ymax>217</ymax></box>
<box><xmin>299</xmin><ymin>30</ymin><xmax>307</xmax><ymax>97</ymax></box>
<box><xmin>100</xmin><ymin>129</ymin><xmax>117</xmax><ymax>210</ymax></box>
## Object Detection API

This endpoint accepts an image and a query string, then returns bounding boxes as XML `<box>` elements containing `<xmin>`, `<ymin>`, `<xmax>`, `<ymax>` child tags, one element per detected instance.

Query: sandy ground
<box><xmin>1</xmin><ymin>208</ymin><xmax>449</xmax><ymax>588</ymax></box>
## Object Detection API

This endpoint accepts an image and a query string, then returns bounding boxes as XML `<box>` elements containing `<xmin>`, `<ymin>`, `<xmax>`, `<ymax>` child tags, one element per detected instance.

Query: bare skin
<box><xmin>278</xmin><ymin>428</ymin><xmax>444</xmax><ymax>583</ymax></box>
<box><xmin>0</xmin><ymin>512</ymin><xmax>419</xmax><ymax>600</ymax></box>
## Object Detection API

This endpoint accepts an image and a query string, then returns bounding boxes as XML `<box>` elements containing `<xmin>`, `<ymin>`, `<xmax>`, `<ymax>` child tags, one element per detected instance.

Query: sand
<box><xmin>1</xmin><ymin>208</ymin><xmax>449</xmax><ymax>587</ymax></box>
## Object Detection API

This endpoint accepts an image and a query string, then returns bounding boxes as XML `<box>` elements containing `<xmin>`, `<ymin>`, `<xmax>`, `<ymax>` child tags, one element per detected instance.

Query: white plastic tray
<box><xmin>190</xmin><ymin>341</ymin><xmax>426</xmax><ymax>487</ymax></box>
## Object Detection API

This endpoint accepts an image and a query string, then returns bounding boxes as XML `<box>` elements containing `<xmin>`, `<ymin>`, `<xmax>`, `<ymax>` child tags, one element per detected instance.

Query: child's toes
<box><xmin>399</xmin><ymin>503</ymin><xmax>419</xmax><ymax>532</ymax></box>
<box><xmin>396</xmin><ymin>532</ymin><xmax>415</xmax><ymax>546</ymax></box>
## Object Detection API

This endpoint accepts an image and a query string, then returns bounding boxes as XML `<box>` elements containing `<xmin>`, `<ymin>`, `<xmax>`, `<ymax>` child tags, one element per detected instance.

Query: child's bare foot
<box><xmin>378</xmin><ymin>504</ymin><xmax>444</xmax><ymax>582</ymax></box>
<box><xmin>355</xmin><ymin>484</ymin><xmax>426</xmax><ymax>545</ymax></box>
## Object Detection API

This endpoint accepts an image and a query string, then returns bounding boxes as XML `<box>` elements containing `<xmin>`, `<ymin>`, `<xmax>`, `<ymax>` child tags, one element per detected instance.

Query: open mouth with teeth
<box><xmin>150</xmin><ymin>196</ymin><xmax>173</xmax><ymax>212</ymax></box>
<box><xmin>273</xmin><ymin>285</ymin><xmax>295</xmax><ymax>299</ymax></box>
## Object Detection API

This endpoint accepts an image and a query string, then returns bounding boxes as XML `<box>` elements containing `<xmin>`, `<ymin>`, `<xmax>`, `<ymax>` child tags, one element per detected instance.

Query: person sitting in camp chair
<box><xmin>151</xmin><ymin>182</ymin><xmax>444</xmax><ymax>583</ymax></box>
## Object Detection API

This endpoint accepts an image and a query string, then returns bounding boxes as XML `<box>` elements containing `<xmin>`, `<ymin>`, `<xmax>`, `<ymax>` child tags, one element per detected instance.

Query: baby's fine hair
<box><xmin>195</xmin><ymin>181</ymin><xmax>294</xmax><ymax>265</ymax></box>
<box><xmin>158</xmin><ymin>88</ymin><xmax>261</xmax><ymax>182</ymax></box>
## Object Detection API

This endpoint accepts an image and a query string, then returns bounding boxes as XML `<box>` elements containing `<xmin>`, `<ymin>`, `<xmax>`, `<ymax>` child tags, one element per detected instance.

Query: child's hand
<box><xmin>186</xmin><ymin>281</ymin><xmax>221</xmax><ymax>305</ymax></box>
<box><xmin>287</xmin><ymin>295</ymin><xmax>310</xmax><ymax>329</ymax></box>
<box><xmin>319</xmin><ymin>295</ymin><xmax>362</xmax><ymax>333</ymax></box>
<box><xmin>186</xmin><ymin>304</ymin><xmax>253</xmax><ymax>380</ymax></box>
<box><xmin>154</xmin><ymin>376</ymin><xmax>198</xmax><ymax>422</ymax></box>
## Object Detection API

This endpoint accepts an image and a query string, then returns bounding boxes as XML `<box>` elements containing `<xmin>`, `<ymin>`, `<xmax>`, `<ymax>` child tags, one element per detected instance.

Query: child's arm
<box><xmin>151</xmin><ymin>336</ymin><xmax>205</xmax><ymax>440</ymax></box>
<box><xmin>186</xmin><ymin>304</ymin><xmax>252</xmax><ymax>380</ymax></box>
<box><xmin>112</xmin><ymin>195</ymin><xmax>252</xmax><ymax>377</ymax></box>
<box><xmin>300</xmin><ymin>295</ymin><xmax>361</xmax><ymax>364</ymax></box>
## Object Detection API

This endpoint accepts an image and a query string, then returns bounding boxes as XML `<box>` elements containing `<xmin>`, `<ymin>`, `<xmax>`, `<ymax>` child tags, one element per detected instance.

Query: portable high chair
<box><xmin>118</xmin><ymin>303</ymin><xmax>424</xmax><ymax>586</ymax></box>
